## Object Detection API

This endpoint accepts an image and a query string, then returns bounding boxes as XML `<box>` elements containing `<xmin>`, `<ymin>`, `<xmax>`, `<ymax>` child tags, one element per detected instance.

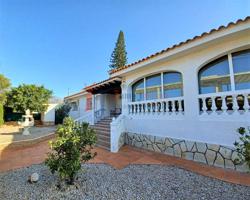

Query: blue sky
<box><xmin>0</xmin><ymin>0</ymin><xmax>249</xmax><ymax>98</ymax></box>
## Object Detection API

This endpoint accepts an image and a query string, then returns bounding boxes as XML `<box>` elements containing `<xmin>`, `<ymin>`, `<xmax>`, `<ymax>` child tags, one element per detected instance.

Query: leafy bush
<box><xmin>6</xmin><ymin>84</ymin><xmax>52</xmax><ymax>113</ymax></box>
<box><xmin>0</xmin><ymin>104</ymin><xmax>4</xmax><ymax>126</ymax></box>
<box><xmin>234</xmin><ymin>127</ymin><xmax>250</xmax><ymax>169</ymax></box>
<box><xmin>55</xmin><ymin>103</ymin><xmax>71</xmax><ymax>124</ymax></box>
<box><xmin>45</xmin><ymin>117</ymin><xmax>97</xmax><ymax>185</ymax></box>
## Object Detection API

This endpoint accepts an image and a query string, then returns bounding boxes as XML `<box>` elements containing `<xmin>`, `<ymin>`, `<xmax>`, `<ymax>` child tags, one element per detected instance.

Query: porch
<box><xmin>85</xmin><ymin>77</ymin><xmax>122</xmax><ymax>123</ymax></box>
<box><xmin>85</xmin><ymin>77</ymin><xmax>122</xmax><ymax>150</ymax></box>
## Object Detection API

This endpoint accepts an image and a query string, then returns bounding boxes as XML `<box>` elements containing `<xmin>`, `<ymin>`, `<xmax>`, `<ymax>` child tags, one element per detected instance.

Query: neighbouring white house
<box><xmin>41</xmin><ymin>98</ymin><xmax>63</xmax><ymax>125</ymax></box>
<box><xmin>65</xmin><ymin>17</ymin><xmax>250</xmax><ymax>172</ymax></box>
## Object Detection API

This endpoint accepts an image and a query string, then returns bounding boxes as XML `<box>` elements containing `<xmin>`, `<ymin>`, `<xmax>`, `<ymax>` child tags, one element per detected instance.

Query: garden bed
<box><xmin>0</xmin><ymin>163</ymin><xmax>249</xmax><ymax>200</ymax></box>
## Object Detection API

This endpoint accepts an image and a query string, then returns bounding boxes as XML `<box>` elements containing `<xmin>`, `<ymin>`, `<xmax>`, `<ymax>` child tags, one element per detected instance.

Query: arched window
<box><xmin>163</xmin><ymin>72</ymin><xmax>183</xmax><ymax>98</ymax></box>
<box><xmin>146</xmin><ymin>74</ymin><xmax>161</xmax><ymax>100</ymax></box>
<box><xmin>198</xmin><ymin>56</ymin><xmax>231</xmax><ymax>94</ymax></box>
<box><xmin>132</xmin><ymin>79</ymin><xmax>144</xmax><ymax>101</ymax></box>
<box><xmin>198</xmin><ymin>49</ymin><xmax>250</xmax><ymax>94</ymax></box>
<box><xmin>232</xmin><ymin>49</ymin><xmax>250</xmax><ymax>90</ymax></box>
<box><xmin>131</xmin><ymin>71</ymin><xmax>183</xmax><ymax>102</ymax></box>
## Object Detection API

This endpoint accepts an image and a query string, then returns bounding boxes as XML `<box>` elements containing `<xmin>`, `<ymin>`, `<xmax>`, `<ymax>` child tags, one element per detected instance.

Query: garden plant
<box><xmin>45</xmin><ymin>117</ymin><xmax>97</xmax><ymax>186</ymax></box>
<box><xmin>234</xmin><ymin>127</ymin><xmax>250</xmax><ymax>170</ymax></box>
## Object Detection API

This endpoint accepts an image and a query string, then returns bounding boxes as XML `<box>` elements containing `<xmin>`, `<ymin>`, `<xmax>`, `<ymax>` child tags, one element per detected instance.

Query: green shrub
<box><xmin>45</xmin><ymin>117</ymin><xmax>97</xmax><ymax>185</ymax></box>
<box><xmin>0</xmin><ymin>104</ymin><xmax>4</xmax><ymax>126</ymax></box>
<box><xmin>234</xmin><ymin>127</ymin><xmax>250</xmax><ymax>169</ymax></box>
<box><xmin>55</xmin><ymin>103</ymin><xmax>71</xmax><ymax>124</ymax></box>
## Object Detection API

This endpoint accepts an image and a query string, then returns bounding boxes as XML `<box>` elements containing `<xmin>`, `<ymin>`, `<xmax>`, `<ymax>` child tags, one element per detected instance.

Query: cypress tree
<box><xmin>109</xmin><ymin>31</ymin><xmax>127</xmax><ymax>69</ymax></box>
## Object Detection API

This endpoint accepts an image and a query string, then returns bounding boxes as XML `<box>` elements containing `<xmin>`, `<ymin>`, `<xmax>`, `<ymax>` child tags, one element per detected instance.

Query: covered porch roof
<box><xmin>85</xmin><ymin>77</ymin><xmax>122</xmax><ymax>94</ymax></box>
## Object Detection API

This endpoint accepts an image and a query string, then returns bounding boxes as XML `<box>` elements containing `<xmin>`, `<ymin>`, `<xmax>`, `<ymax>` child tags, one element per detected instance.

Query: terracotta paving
<box><xmin>1</xmin><ymin>139</ymin><xmax>250</xmax><ymax>186</ymax></box>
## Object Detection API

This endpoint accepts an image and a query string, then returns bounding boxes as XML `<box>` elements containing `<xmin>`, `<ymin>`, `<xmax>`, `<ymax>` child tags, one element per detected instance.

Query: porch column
<box><xmin>121</xmin><ymin>81</ymin><xmax>129</xmax><ymax>115</ymax></box>
<box><xmin>182</xmin><ymin>67</ymin><xmax>200</xmax><ymax>120</ymax></box>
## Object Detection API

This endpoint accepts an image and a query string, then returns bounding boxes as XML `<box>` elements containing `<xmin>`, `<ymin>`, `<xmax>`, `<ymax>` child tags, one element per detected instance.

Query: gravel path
<box><xmin>0</xmin><ymin>164</ymin><xmax>249</xmax><ymax>200</ymax></box>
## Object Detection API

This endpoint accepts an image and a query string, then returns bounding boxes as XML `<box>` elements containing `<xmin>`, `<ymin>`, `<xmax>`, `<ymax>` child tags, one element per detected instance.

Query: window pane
<box><xmin>233</xmin><ymin>49</ymin><xmax>250</xmax><ymax>90</ymax></box>
<box><xmin>71</xmin><ymin>102</ymin><xmax>78</xmax><ymax>111</ymax></box>
<box><xmin>163</xmin><ymin>72</ymin><xmax>183</xmax><ymax>98</ymax></box>
<box><xmin>146</xmin><ymin>74</ymin><xmax>161</xmax><ymax>100</ymax></box>
<box><xmin>199</xmin><ymin>56</ymin><xmax>231</xmax><ymax>94</ymax></box>
<box><xmin>132</xmin><ymin>79</ymin><xmax>144</xmax><ymax>101</ymax></box>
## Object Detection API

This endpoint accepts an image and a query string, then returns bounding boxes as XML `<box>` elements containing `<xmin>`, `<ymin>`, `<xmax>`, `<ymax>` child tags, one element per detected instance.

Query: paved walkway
<box><xmin>0</xmin><ymin>126</ymin><xmax>56</xmax><ymax>144</ymax></box>
<box><xmin>1</xmin><ymin>139</ymin><xmax>250</xmax><ymax>186</ymax></box>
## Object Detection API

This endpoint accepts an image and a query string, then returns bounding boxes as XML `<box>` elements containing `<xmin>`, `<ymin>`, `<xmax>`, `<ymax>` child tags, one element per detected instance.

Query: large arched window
<box><xmin>232</xmin><ymin>49</ymin><xmax>250</xmax><ymax>90</ymax></box>
<box><xmin>131</xmin><ymin>71</ymin><xmax>183</xmax><ymax>102</ymax></box>
<box><xmin>198</xmin><ymin>56</ymin><xmax>231</xmax><ymax>94</ymax></box>
<box><xmin>163</xmin><ymin>72</ymin><xmax>183</xmax><ymax>98</ymax></box>
<box><xmin>146</xmin><ymin>74</ymin><xmax>161</xmax><ymax>100</ymax></box>
<box><xmin>198</xmin><ymin>49</ymin><xmax>250</xmax><ymax>94</ymax></box>
<box><xmin>132</xmin><ymin>79</ymin><xmax>144</xmax><ymax>101</ymax></box>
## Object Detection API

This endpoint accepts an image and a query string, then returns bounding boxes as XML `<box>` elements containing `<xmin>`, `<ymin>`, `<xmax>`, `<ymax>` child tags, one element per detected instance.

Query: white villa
<box><xmin>65</xmin><ymin>17</ymin><xmax>250</xmax><ymax>171</ymax></box>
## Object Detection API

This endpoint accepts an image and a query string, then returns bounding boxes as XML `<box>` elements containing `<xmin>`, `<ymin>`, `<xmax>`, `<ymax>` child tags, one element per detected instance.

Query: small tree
<box><xmin>45</xmin><ymin>117</ymin><xmax>97</xmax><ymax>185</ymax></box>
<box><xmin>109</xmin><ymin>30</ymin><xmax>127</xmax><ymax>69</ymax></box>
<box><xmin>234</xmin><ymin>127</ymin><xmax>250</xmax><ymax>170</ymax></box>
<box><xmin>6</xmin><ymin>84</ymin><xmax>52</xmax><ymax>114</ymax></box>
<box><xmin>55</xmin><ymin>103</ymin><xmax>71</xmax><ymax>124</ymax></box>
<box><xmin>0</xmin><ymin>74</ymin><xmax>11</xmax><ymax>125</ymax></box>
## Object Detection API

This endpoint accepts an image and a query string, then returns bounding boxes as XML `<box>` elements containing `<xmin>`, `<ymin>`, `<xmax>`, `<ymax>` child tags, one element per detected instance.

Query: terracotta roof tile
<box><xmin>110</xmin><ymin>16</ymin><xmax>250</xmax><ymax>75</ymax></box>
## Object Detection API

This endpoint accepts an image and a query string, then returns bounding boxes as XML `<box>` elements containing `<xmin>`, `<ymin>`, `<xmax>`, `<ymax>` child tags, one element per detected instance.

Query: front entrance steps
<box><xmin>92</xmin><ymin>117</ymin><xmax>112</xmax><ymax>150</ymax></box>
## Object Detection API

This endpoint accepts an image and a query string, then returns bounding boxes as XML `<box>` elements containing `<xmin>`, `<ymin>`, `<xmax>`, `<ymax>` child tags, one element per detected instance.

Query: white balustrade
<box><xmin>232</xmin><ymin>94</ymin><xmax>238</xmax><ymax>111</ymax></box>
<box><xmin>221</xmin><ymin>95</ymin><xmax>228</xmax><ymax>111</ymax></box>
<box><xmin>128</xmin><ymin>97</ymin><xmax>184</xmax><ymax>115</ymax></box>
<box><xmin>198</xmin><ymin>90</ymin><xmax>250</xmax><ymax>115</ymax></box>
<box><xmin>211</xmin><ymin>97</ymin><xmax>217</xmax><ymax>112</ymax></box>
<box><xmin>201</xmin><ymin>97</ymin><xmax>206</xmax><ymax>112</ymax></box>
<box><xmin>178</xmin><ymin>100</ymin><xmax>183</xmax><ymax>112</ymax></box>
<box><xmin>244</xmin><ymin>94</ymin><xmax>250</xmax><ymax>110</ymax></box>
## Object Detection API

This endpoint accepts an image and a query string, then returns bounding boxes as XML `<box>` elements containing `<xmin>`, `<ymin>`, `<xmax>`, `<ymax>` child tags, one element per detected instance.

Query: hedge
<box><xmin>0</xmin><ymin>104</ymin><xmax>4</xmax><ymax>126</ymax></box>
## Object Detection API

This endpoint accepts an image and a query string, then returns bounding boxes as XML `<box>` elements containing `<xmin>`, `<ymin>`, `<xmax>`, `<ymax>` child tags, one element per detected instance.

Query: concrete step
<box><xmin>94</xmin><ymin>127</ymin><xmax>110</xmax><ymax>132</ymax></box>
<box><xmin>100</xmin><ymin>118</ymin><xmax>112</xmax><ymax>121</ymax></box>
<box><xmin>96</xmin><ymin>140</ymin><xmax>110</xmax><ymax>150</ymax></box>
<box><xmin>97</xmin><ymin>134</ymin><xmax>110</xmax><ymax>142</ymax></box>
<box><xmin>100</xmin><ymin>117</ymin><xmax>112</xmax><ymax>120</ymax></box>
<box><xmin>95</xmin><ymin>130</ymin><xmax>110</xmax><ymax>137</ymax></box>
<box><xmin>94</xmin><ymin>123</ymin><xmax>110</xmax><ymax>128</ymax></box>
<box><xmin>96</xmin><ymin>143</ymin><xmax>110</xmax><ymax>151</ymax></box>
<box><xmin>96</xmin><ymin>121</ymin><xmax>111</xmax><ymax>126</ymax></box>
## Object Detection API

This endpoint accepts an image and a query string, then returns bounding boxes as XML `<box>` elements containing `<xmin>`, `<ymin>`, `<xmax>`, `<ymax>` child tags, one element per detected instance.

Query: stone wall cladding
<box><xmin>124</xmin><ymin>132</ymin><xmax>248</xmax><ymax>172</ymax></box>
<box><xmin>118</xmin><ymin>133</ymin><xmax>125</xmax><ymax>150</ymax></box>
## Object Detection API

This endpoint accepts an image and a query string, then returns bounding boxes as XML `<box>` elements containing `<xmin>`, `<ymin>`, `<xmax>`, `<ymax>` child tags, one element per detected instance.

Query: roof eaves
<box><xmin>109</xmin><ymin>16</ymin><xmax>250</xmax><ymax>75</ymax></box>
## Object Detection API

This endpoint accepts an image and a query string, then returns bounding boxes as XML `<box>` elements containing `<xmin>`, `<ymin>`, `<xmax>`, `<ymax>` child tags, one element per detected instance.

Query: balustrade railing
<box><xmin>94</xmin><ymin>108</ymin><xmax>106</xmax><ymax>122</ymax></box>
<box><xmin>198</xmin><ymin>90</ymin><xmax>250</xmax><ymax>114</ymax></box>
<box><xmin>128</xmin><ymin>97</ymin><xmax>184</xmax><ymax>114</ymax></box>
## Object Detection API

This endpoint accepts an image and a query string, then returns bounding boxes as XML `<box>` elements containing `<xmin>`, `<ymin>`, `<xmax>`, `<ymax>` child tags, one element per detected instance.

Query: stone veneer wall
<box><xmin>118</xmin><ymin>133</ymin><xmax>125</xmax><ymax>150</ymax></box>
<box><xmin>124</xmin><ymin>132</ymin><xmax>248</xmax><ymax>172</ymax></box>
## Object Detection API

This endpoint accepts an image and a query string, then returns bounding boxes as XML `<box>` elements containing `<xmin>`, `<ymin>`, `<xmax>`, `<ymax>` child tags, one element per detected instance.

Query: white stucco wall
<box><xmin>67</xmin><ymin>94</ymin><xmax>88</xmax><ymax>120</ymax></box>
<box><xmin>118</xmin><ymin>29</ymin><xmax>250</xmax><ymax>148</ymax></box>
<box><xmin>42</xmin><ymin>103</ymin><xmax>58</xmax><ymax>124</ymax></box>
